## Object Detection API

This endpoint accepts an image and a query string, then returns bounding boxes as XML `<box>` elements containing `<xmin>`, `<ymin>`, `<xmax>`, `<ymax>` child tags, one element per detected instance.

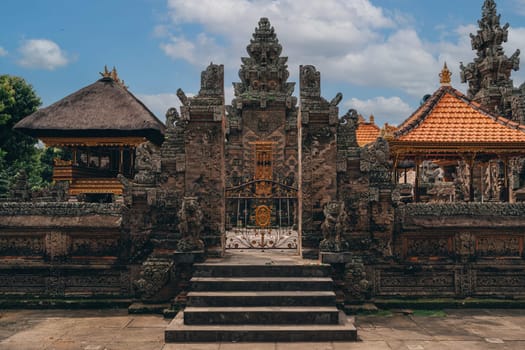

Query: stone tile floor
<box><xmin>1</xmin><ymin>308</ymin><xmax>524</xmax><ymax>349</ymax></box>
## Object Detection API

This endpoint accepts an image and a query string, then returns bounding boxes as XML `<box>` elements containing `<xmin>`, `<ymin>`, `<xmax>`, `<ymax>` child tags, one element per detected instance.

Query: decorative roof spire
<box><xmin>440</xmin><ymin>62</ymin><xmax>452</xmax><ymax>86</ymax></box>
<box><xmin>232</xmin><ymin>18</ymin><xmax>296</xmax><ymax>109</ymax></box>
<box><xmin>99</xmin><ymin>65</ymin><xmax>127</xmax><ymax>88</ymax></box>
<box><xmin>380</xmin><ymin>123</ymin><xmax>396</xmax><ymax>141</ymax></box>
<box><xmin>459</xmin><ymin>0</ymin><xmax>523</xmax><ymax>121</ymax></box>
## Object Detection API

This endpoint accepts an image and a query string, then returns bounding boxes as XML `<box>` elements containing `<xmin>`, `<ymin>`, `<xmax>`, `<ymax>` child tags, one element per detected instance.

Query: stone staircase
<box><xmin>165</xmin><ymin>257</ymin><xmax>357</xmax><ymax>342</ymax></box>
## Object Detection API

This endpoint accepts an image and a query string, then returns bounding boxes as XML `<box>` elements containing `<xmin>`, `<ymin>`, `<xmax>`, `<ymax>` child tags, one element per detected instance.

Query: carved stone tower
<box><xmin>299</xmin><ymin>65</ymin><xmax>342</xmax><ymax>257</ymax></box>
<box><xmin>225</xmin><ymin>18</ymin><xmax>299</xmax><ymax>250</ymax></box>
<box><xmin>178</xmin><ymin>63</ymin><xmax>225</xmax><ymax>256</ymax></box>
<box><xmin>460</xmin><ymin>0</ymin><xmax>525</xmax><ymax>122</ymax></box>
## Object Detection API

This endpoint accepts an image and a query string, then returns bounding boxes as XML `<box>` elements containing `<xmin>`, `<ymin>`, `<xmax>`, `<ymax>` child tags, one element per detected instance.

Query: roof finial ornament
<box><xmin>440</xmin><ymin>62</ymin><xmax>452</xmax><ymax>86</ymax></box>
<box><xmin>99</xmin><ymin>65</ymin><xmax>127</xmax><ymax>89</ymax></box>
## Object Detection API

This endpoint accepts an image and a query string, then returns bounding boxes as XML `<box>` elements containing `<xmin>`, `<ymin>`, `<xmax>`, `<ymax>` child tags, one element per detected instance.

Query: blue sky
<box><xmin>2</xmin><ymin>0</ymin><xmax>525</xmax><ymax>127</ymax></box>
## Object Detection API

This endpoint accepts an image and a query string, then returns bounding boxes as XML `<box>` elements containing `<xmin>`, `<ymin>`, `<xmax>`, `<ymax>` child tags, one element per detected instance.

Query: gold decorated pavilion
<box><xmin>14</xmin><ymin>67</ymin><xmax>165</xmax><ymax>199</ymax></box>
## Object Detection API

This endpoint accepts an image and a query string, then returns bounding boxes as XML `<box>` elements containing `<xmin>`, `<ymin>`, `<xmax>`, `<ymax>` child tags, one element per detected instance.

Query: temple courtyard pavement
<box><xmin>0</xmin><ymin>307</ymin><xmax>523</xmax><ymax>350</ymax></box>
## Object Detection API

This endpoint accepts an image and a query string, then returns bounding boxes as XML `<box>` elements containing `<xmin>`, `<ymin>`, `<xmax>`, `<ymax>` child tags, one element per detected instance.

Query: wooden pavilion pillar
<box><xmin>414</xmin><ymin>157</ymin><xmax>421</xmax><ymax>202</ymax></box>
<box><xmin>467</xmin><ymin>156</ymin><xmax>475</xmax><ymax>202</ymax></box>
<box><xmin>118</xmin><ymin>146</ymin><xmax>124</xmax><ymax>174</ymax></box>
<box><xmin>503</xmin><ymin>157</ymin><xmax>510</xmax><ymax>202</ymax></box>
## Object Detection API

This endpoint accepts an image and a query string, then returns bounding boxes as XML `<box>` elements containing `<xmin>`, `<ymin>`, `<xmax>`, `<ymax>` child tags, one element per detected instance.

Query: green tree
<box><xmin>0</xmin><ymin>75</ymin><xmax>44</xmax><ymax>196</ymax></box>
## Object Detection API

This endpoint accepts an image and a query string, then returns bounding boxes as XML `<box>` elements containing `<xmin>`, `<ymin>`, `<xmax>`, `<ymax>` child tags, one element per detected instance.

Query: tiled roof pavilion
<box><xmin>356</xmin><ymin>115</ymin><xmax>381</xmax><ymax>147</ymax></box>
<box><xmin>391</xmin><ymin>83</ymin><xmax>525</xmax><ymax>157</ymax></box>
<box><xmin>389</xmin><ymin>64</ymin><xmax>525</xmax><ymax>202</ymax></box>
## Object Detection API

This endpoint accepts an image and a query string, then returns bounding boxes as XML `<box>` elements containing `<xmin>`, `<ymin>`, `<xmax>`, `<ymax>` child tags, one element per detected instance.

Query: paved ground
<box><xmin>0</xmin><ymin>308</ymin><xmax>524</xmax><ymax>349</ymax></box>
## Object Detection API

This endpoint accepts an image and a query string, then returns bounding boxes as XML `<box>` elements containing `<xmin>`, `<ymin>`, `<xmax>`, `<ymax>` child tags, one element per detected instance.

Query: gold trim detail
<box><xmin>100</xmin><ymin>65</ymin><xmax>127</xmax><ymax>88</ymax></box>
<box><xmin>41</xmin><ymin>137</ymin><xmax>146</xmax><ymax>147</ymax></box>
<box><xmin>255</xmin><ymin>205</ymin><xmax>272</xmax><ymax>228</ymax></box>
<box><xmin>440</xmin><ymin>62</ymin><xmax>452</xmax><ymax>85</ymax></box>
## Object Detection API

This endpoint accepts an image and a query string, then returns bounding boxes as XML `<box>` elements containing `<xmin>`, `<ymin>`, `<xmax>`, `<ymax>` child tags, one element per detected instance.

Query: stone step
<box><xmin>190</xmin><ymin>277</ymin><xmax>334</xmax><ymax>291</ymax></box>
<box><xmin>166</xmin><ymin>311</ymin><xmax>357</xmax><ymax>342</ymax></box>
<box><xmin>187</xmin><ymin>291</ymin><xmax>336</xmax><ymax>307</ymax></box>
<box><xmin>183</xmin><ymin>306</ymin><xmax>340</xmax><ymax>325</ymax></box>
<box><xmin>193</xmin><ymin>264</ymin><xmax>331</xmax><ymax>278</ymax></box>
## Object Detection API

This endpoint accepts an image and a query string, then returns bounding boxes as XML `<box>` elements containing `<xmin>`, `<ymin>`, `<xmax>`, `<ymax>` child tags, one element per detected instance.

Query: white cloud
<box><xmin>162</xmin><ymin>0</ymin><xmax>394</xmax><ymax>69</ymax></box>
<box><xmin>160</xmin><ymin>33</ymin><xmax>226</xmax><ymax>66</ymax></box>
<box><xmin>507</xmin><ymin>27</ymin><xmax>525</xmax><ymax>87</ymax></box>
<box><xmin>17</xmin><ymin>39</ymin><xmax>70</xmax><ymax>70</ymax></box>
<box><xmin>157</xmin><ymin>0</ymin><xmax>525</xmax><ymax>109</ymax></box>
<box><xmin>158</xmin><ymin>0</ymin><xmax>469</xmax><ymax>99</ymax></box>
<box><xmin>136</xmin><ymin>93</ymin><xmax>181</xmax><ymax>122</ymax></box>
<box><xmin>0</xmin><ymin>46</ymin><xmax>7</xmax><ymax>56</ymax></box>
<box><xmin>345</xmin><ymin>96</ymin><xmax>413</xmax><ymax>126</ymax></box>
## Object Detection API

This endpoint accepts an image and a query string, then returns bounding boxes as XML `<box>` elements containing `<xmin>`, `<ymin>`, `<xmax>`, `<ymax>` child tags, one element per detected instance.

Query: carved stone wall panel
<box><xmin>185</xmin><ymin>122</ymin><xmax>225</xmax><ymax>239</ymax></box>
<box><xmin>45</xmin><ymin>268</ymin><xmax>65</xmax><ymax>296</ymax></box>
<box><xmin>474</xmin><ymin>268</ymin><xmax>525</xmax><ymax>295</ymax></box>
<box><xmin>0</xmin><ymin>273</ymin><xmax>46</xmax><ymax>293</ymax></box>
<box><xmin>70</xmin><ymin>237</ymin><xmax>120</xmax><ymax>257</ymax></box>
<box><xmin>44</xmin><ymin>232</ymin><xmax>70</xmax><ymax>260</ymax></box>
<box><xmin>476</xmin><ymin>235</ymin><xmax>523</xmax><ymax>257</ymax></box>
<box><xmin>404</xmin><ymin>236</ymin><xmax>453</xmax><ymax>259</ymax></box>
<box><xmin>301</xmin><ymin>134</ymin><xmax>337</xmax><ymax>236</ymax></box>
<box><xmin>64</xmin><ymin>272</ymin><xmax>127</xmax><ymax>296</ymax></box>
<box><xmin>0</xmin><ymin>236</ymin><xmax>44</xmax><ymax>256</ymax></box>
<box><xmin>375</xmin><ymin>268</ymin><xmax>456</xmax><ymax>295</ymax></box>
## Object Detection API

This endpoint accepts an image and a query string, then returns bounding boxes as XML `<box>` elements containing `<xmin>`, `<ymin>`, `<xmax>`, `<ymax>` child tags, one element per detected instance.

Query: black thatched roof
<box><xmin>14</xmin><ymin>77</ymin><xmax>165</xmax><ymax>144</ymax></box>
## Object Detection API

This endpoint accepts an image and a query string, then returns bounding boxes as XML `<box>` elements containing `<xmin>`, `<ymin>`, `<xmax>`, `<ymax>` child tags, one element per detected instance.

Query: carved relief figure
<box><xmin>134</xmin><ymin>141</ymin><xmax>156</xmax><ymax>184</ymax></box>
<box><xmin>320</xmin><ymin>201</ymin><xmax>348</xmax><ymax>252</ymax></box>
<box><xmin>177</xmin><ymin>197</ymin><xmax>205</xmax><ymax>252</ymax></box>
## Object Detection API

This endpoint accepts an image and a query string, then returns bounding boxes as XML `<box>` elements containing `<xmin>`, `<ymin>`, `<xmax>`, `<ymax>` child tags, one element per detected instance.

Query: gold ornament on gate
<box><xmin>255</xmin><ymin>205</ymin><xmax>271</xmax><ymax>227</ymax></box>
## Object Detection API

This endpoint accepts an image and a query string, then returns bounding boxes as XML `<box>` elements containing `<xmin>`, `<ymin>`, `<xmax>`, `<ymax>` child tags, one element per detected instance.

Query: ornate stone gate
<box><xmin>225</xmin><ymin>178</ymin><xmax>298</xmax><ymax>249</ymax></box>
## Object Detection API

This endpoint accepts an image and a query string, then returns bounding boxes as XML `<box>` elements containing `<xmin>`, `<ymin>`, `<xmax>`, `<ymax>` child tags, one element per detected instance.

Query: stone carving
<box><xmin>402</xmin><ymin>202</ymin><xmax>525</xmax><ymax>217</ymax></box>
<box><xmin>70</xmin><ymin>238</ymin><xmax>119</xmax><ymax>256</ymax></box>
<box><xmin>320</xmin><ymin>201</ymin><xmax>348</xmax><ymax>252</ymax></box>
<box><xmin>8</xmin><ymin>170</ymin><xmax>30</xmax><ymax>202</ymax></box>
<box><xmin>477</xmin><ymin>236</ymin><xmax>521</xmax><ymax>257</ymax></box>
<box><xmin>133</xmin><ymin>257</ymin><xmax>173</xmax><ymax>300</ymax></box>
<box><xmin>361</xmin><ymin>137</ymin><xmax>390</xmax><ymax>184</ymax></box>
<box><xmin>483</xmin><ymin>161</ymin><xmax>502</xmax><ymax>201</ymax></box>
<box><xmin>0</xmin><ymin>237</ymin><xmax>44</xmax><ymax>256</ymax></box>
<box><xmin>330</xmin><ymin>93</ymin><xmax>343</xmax><ymax>107</ymax></box>
<box><xmin>337</xmin><ymin>109</ymin><xmax>359</xmax><ymax>162</ymax></box>
<box><xmin>0</xmin><ymin>202</ymin><xmax>122</xmax><ymax>216</ymax></box>
<box><xmin>176</xmin><ymin>88</ymin><xmax>189</xmax><ymax>106</ymax></box>
<box><xmin>299</xmin><ymin>65</ymin><xmax>320</xmax><ymax>98</ymax></box>
<box><xmin>233</xmin><ymin>17</ymin><xmax>296</xmax><ymax>109</ymax></box>
<box><xmin>460</xmin><ymin>0</ymin><xmax>525</xmax><ymax>122</ymax></box>
<box><xmin>134</xmin><ymin>141</ymin><xmax>156</xmax><ymax>184</ymax></box>
<box><xmin>44</xmin><ymin>232</ymin><xmax>70</xmax><ymax>260</ymax></box>
<box><xmin>456</xmin><ymin>233</ymin><xmax>475</xmax><ymax>261</ymax></box>
<box><xmin>406</xmin><ymin>237</ymin><xmax>450</xmax><ymax>257</ymax></box>
<box><xmin>378</xmin><ymin>270</ymin><xmax>455</xmax><ymax>294</ymax></box>
<box><xmin>476</xmin><ymin>271</ymin><xmax>525</xmax><ymax>290</ymax></box>
<box><xmin>344</xmin><ymin>256</ymin><xmax>371</xmax><ymax>301</ymax></box>
<box><xmin>177</xmin><ymin>197</ymin><xmax>205</xmax><ymax>252</ymax></box>
<box><xmin>370</xmin><ymin>199</ymin><xmax>394</xmax><ymax>232</ymax></box>
<box><xmin>199</xmin><ymin>63</ymin><xmax>224</xmax><ymax>97</ymax></box>
<box><xmin>454</xmin><ymin>160</ymin><xmax>470</xmax><ymax>201</ymax></box>
<box><xmin>165</xmin><ymin>107</ymin><xmax>179</xmax><ymax>129</ymax></box>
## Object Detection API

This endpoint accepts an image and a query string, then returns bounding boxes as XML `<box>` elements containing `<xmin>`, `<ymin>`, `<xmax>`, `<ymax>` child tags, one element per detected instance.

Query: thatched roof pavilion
<box><xmin>15</xmin><ymin>73</ymin><xmax>165</xmax><ymax>145</ymax></box>
<box><xmin>14</xmin><ymin>68</ymin><xmax>166</xmax><ymax>200</ymax></box>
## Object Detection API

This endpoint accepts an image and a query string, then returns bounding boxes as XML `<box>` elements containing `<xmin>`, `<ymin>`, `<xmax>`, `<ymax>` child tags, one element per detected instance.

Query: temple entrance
<box><xmin>225</xmin><ymin>141</ymin><xmax>298</xmax><ymax>249</ymax></box>
<box><xmin>225</xmin><ymin>180</ymin><xmax>298</xmax><ymax>249</ymax></box>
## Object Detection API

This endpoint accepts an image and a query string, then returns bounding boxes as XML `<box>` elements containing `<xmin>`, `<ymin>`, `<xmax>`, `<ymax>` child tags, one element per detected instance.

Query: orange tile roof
<box><xmin>395</xmin><ymin>86</ymin><xmax>525</xmax><ymax>144</ymax></box>
<box><xmin>356</xmin><ymin>122</ymin><xmax>380</xmax><ymax>146</ymax></box>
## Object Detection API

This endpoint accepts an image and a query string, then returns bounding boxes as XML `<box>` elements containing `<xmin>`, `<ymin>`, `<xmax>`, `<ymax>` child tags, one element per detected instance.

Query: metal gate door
<box><xmin>225</xmin><ymin>180</ymin><xmax>298</xmax><ymax>249</ymax></box>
